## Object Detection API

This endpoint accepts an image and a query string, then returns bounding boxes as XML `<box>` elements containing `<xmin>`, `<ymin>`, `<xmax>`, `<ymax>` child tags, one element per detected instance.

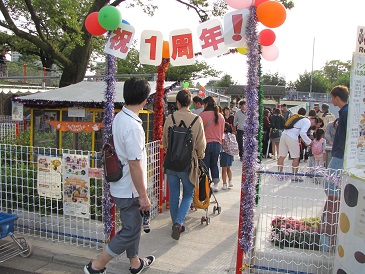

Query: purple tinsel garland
<box><xmin>240</xmin><ymin>5</ymin><xmax>259</xmax><ymax>254</ymax></box>
<box><xmin>102</xmin><ymin>49</ymin><xmax>117</xmax><ymax>236</ymax></box>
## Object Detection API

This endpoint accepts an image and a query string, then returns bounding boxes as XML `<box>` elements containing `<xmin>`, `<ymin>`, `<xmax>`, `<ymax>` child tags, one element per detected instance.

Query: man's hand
<box><xmin>138</xmin><ymin>194</ymin><xmax>151</xmax><ymax>211</ymax></box>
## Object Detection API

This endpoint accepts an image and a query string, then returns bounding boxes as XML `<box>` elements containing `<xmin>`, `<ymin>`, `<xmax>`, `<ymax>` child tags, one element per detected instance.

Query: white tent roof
<box><xmin>16</xmin><ymin>81</ymin><xmax>177</xmax><ymax>104</ymax></box>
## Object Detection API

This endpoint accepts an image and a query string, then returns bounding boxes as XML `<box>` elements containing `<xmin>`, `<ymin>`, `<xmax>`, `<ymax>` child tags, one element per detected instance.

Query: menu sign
<box><xmin>344</xmin><ymin>52</ymin><xmax>365</xmax><ymax>178</ymax></box>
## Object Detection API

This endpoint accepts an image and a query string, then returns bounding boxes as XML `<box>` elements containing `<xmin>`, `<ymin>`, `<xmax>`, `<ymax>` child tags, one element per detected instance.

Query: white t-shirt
<box><xmin>111</xmin><ymin>107</ymin><xmax>147</xmax><ymax>198</ymax></box>
<box><xmin>192</xmin><ymin>107</ymin><xmax>204</xmax><ymax>115</ymax></box>
<box><xmin>282</xmin><ymin>117</ymin><xmax>312</xmax><ymax>145</ymax></box>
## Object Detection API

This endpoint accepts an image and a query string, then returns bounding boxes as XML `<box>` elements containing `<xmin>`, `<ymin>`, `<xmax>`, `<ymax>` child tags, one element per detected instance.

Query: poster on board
<box><xmin>37</xmin><ymin>156</ymin><xmax>62</xmax><ymax>199</ymax></box>
<box><xmin>62</xmin><ymin>154</ymin><xmax>90</xmax><ymax>218</ymax></box>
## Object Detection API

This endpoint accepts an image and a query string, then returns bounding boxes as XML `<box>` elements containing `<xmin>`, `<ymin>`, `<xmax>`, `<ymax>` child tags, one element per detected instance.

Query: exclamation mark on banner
<box><xmin>232</xmin><ymin>14</ymin><xmax>243</xmax><ymax>41</ymax></box>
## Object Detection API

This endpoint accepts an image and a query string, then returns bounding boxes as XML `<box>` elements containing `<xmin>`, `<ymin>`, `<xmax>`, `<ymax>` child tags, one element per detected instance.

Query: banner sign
<box><xmin>356</xmin><ymin>26</ymin><xmax>365</xmax><ymax>55</ymax></box>
<box><xmin>105</xmin><ymin>22</ymin><xmax>135</xmax><ymax>59</ymax></box>
<box><xmin>344</xmin><ymin>52</ymin><xmax>365</xmax><ymax>179</ymax></box>
<box><xmin>49</xmin><ymin>121</ymin><xmax>103</xmax><ymax>132</ymax></box>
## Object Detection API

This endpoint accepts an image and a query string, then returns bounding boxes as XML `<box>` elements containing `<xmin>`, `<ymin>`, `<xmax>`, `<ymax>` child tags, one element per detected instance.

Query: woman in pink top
<box><xmin>200</xmin><ymin>96</ymin><xmax>225</xmax><ymax>192</ymax></box>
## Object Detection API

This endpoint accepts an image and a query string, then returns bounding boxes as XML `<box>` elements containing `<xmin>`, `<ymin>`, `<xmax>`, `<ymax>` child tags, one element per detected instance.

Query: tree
<box><xmin>261</xmin><ymin>72</ymin><xmax>286</xmax><ymax>86</ymax></box>
<box><xmin>322</xmin><ymin>60</ymin><xmax>351</xmax><ymax>86</ymax></box>
<box><xmin>294</xmin><ymin>70</ymin><xmax>331</xmax><ymax>93</ymax></box>
<box><xmin>215</xmin><ymin>74</ymin><xmax>234</xmax><ymax>87</ymax></box>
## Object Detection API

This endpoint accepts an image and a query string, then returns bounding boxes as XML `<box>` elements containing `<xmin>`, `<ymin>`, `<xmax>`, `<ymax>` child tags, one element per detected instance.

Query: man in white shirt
<box><xmin>277</xmin><ymin>116</ymin><xmax>318</xmax><ymax>180</ymax></box>
<box><xmin>191</xmin><ymin>96</ymin><xmax>204</xmax><ymax>115</ymax></box>
<box><xmin>84</xmin><ymin>78</ymin><xmax>155</xmax><ymax>274</ymax></box>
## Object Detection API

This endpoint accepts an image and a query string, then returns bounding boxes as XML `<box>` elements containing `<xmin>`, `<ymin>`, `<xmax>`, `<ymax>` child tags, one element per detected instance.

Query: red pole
<box><xmin>23</xmin><ymin>64</ymin><xmax>27</xmax><ymax>84</ymax></box>
<box><xmin>236</xmin><ymin>161</ymin><xmax>245</xmax><ymax>274</ymax></box>
<box><xmin>15</xmin><ymin>123</ymin><xmax>19</xmax><ymax>137</ymax></box>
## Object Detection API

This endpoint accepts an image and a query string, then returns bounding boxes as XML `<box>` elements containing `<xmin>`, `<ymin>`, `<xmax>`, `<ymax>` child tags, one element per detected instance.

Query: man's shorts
<box><xmin>278</xmin><ymin>134</ymin><xmax>300</xmax><ymax>158</ymax></box>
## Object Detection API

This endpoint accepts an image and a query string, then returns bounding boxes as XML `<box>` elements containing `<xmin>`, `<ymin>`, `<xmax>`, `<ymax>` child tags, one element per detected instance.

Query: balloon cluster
<box><xmin>85</xmin><ymin>6</ymin><xmax>123</xmax><ymax>36</ymax></box>
<box><xmin>225</xmin><ymin>0</ymin><xmax>286</xmax><ymax>61</ymax></box>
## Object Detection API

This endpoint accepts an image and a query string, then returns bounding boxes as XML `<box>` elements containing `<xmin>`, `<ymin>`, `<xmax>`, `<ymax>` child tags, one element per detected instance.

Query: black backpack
<box><xmin>163</xmin><ymin>114</ymin><xmax>199</xmax><ymax>172</ymax></box>
<box><xmin>102</xmin><ymin>135</ymin><xmax>124</xmax><ymax>182</ymax></box>
<box><xmin>284</xmin><ymin>114</ymin><xmax>305</xmax><ymax>129</ymax></box>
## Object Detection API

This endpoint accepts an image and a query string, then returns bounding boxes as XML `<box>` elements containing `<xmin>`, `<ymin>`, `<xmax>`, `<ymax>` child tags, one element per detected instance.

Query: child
<box><xmin>311</xmin><ymin>128</ymin><xmax>326</xmax><ymax>167</ymax></box>
<box><xmin>221</xmin><ymin>123</ymin><xmax>235</xmax><ymax>190</ymax></box>
<box><xmin>311</xmin><ymin>128</ymin><xmax>326</xmax><ymax>185</ymax></box>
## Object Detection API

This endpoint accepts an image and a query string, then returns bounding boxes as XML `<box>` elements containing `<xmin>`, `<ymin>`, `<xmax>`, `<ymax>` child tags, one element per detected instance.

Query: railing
<box><xmin>0</xmin><ymin>140</ymin><xmax>164</xmax><ymax>250</ymax></box>
<box><xmin>244</xmin><ymin>165</ymin><xmax>342</xmax><ymax>274</ymax></box>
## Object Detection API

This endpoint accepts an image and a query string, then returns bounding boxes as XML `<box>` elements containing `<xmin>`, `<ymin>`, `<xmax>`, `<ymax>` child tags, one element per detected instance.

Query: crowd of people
<box><xmin>85</xmin><ymin>79</ymin><xmax>349</xmax><ymax>274</ymax></box>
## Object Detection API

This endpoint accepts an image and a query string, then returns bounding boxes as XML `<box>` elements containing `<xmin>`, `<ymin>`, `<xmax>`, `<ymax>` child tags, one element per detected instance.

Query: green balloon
<box><xmin>98</xmin><ymin>6</ymin><xmax>122</xmax><ymax>30</ymax></box>
<box><xmin>183</xmin><ymin>82</ymin><xmax>189</xmax><ymax>88</ymax></box>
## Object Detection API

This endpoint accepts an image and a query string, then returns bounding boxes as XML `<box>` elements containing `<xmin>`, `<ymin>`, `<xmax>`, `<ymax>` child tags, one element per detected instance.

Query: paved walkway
<box><xmin>0</xmin><ymin>156</ymin><xmax>281</xmax><ymax>274</ymax></box>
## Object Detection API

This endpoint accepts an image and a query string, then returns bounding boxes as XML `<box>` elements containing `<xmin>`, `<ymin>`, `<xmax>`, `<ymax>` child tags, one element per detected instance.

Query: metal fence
<box><xmin>0</xmin><ymin>140</ymin><xmax>163</xmax><ymax>250</ymax></box>
<box><xmin>244</xmin><ymin>164</ymin><xmax>342</xmax><ymax>274</ymax></box>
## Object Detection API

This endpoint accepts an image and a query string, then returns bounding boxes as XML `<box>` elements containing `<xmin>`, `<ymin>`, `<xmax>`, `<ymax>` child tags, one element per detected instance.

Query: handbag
<box><xmin>270</xmin><ymin>128</ymin><xmax>282</xmax><ymax>139</ymax></box>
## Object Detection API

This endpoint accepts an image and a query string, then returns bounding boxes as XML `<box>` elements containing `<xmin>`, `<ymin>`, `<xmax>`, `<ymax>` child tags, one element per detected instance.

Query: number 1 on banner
<box><xmin>139</xmin><ymin>30</ymin><xmax>163</xmax><ymax>66</ymax></box>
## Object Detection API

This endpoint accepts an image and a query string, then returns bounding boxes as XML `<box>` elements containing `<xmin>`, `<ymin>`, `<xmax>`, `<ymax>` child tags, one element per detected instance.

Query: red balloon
<box><xmin>255</xmin><ymin>0</ymin><xmax>269</xmax><ymax>7</ymax></box>
<box><xmin>85</xmin><ymin>12</ymin><xmax>107</xmax><ymax>36</ymax></box>
<box><xmin>259</xmin><ymin>29</ymin><xmax>276</xmax><ymax>46</ymax></box>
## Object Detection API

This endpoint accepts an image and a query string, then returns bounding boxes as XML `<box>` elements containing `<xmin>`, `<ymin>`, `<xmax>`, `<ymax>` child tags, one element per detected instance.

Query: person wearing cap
<box><xmin>313</xmin><ymin>103</ymin><xmax>321</xmax><ymax>115</ymax></box>
<box><xmin>321</xmin><ymin>103</ymin><xmax>336</xmax><ymax>130</ymax></box>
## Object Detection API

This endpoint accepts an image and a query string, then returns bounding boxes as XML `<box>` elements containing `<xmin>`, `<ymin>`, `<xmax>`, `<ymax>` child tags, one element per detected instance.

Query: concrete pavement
<box><xmin>0</xmin><ymin>156</ymin><xmax>278</xmax><ymax>274</ymax></box>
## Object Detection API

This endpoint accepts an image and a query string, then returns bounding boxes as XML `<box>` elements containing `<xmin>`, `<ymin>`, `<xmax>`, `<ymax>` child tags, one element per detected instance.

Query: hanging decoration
<box><xmin>153</xmin><ymin>58</ymin><xmax>170</xmax><ymax>141</ymax></box>
<box><xmin>85</xmin><ymin>12</ymin><xmax>107</xmax><ymax>36</ymax></box>
<box><xmin>258</xmin><ymin>29</ymin><xmax>276</xmax><ymax>46</ymax></box>
<box><xmin>261</xmin><ymin>44</ymin><xmax>279</xmax><ymax>61</ymax></box>
<box><xmin>102</xmin><ymin>32</ymin><xmax>117</xmax><ymax>235</ymax></box>
<box><xmin>240</xmin><ymin>5</ymin><xmax>259</xmax><ymax>254</ymax></box>
<box><xmin>256</xmin><ymin>1</ymin><xmax>286</xmax><ymax>28</ymax></box>
<box><xmin>98</xmin><ymin>6</ymin><xmax>122</xmax><ymax>30</ymax></box>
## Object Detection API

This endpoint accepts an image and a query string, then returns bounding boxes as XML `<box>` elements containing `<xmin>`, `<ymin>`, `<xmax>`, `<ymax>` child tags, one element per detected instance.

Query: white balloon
<box><xmin>224</xmin><ymin>0</ymin><xmax>253</xmax><ymax>10</ymax></box>
<box><xmin>261</xmin><ymin>44</ymin><xmax>279</xmax><ymax>61</ymax></box>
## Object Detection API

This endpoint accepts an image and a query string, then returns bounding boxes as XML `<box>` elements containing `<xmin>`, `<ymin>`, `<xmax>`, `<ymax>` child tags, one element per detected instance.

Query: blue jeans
<box><xmin>324</xmin><ymin>156</ymin><xmax>343</xmax><ymax>197</ymax></box>
<box><xmin>203</xmin><ymin>142</ymin><xmax>221</xmax><ymax>183</ymax></box>
<box><xmin>166</xmin><ymin>168</ymin><xmax>194</xmax><ymax>225</ymax></box>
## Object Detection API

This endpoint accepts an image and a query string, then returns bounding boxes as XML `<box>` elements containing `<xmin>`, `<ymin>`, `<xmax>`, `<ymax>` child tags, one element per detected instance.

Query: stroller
<box><xmin>192</xmin><ymin>160</ymin><xmax>221</xmax><ymax>225</ymax></box>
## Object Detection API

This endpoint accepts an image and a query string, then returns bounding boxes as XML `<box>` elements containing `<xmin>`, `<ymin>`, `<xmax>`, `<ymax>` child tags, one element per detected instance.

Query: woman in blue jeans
<box><xmin>162</xmin><ymin>89</ymin><xmax>206</xmax><ymax>240</ymax></box>
<box><xmin>199</xmin><ymin>96</ymin><xmax>225</xmax><ymax>192</ymax></box>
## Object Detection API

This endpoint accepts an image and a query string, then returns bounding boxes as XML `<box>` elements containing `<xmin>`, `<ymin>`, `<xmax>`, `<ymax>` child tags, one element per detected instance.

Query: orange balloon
<box><xmin>200</xmin><ymin>86</ymin><xmax>205</xmax><ymax>91</ymax></box>
<box><xmin>256</xmin><ymin>1</ymin><xmax>286</xmax><ymax>28</ymax></box>
<box><xmin>162</xmin><ymin>41</ymin><xmax>170</xmax><ymax>58</ymax></box>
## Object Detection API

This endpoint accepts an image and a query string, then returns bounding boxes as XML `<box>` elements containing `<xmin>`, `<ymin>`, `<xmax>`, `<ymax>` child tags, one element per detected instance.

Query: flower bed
<box><xmin>271</xmin><ymin>216</ymin><xmax>321</xmax><ymax>250</ymax></box>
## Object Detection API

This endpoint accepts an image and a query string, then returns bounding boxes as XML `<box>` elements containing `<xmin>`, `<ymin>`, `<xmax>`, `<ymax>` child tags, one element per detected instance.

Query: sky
<box><xmin>117</xmin><ymin>0</ymin><xmax>364</xmax><ymax>86</ymax></box>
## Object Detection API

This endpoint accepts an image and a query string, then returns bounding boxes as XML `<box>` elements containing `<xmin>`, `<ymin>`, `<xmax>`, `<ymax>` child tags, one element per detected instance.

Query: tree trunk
<box><xmin>58</xmin><ymin>33</ymin><xmax>93</xmax><ymax>87</ymax></box>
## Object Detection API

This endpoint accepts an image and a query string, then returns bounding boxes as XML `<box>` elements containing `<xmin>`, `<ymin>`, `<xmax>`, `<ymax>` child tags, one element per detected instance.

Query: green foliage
<box><xmin>261</xmin><ymin>72</ymin><xmax>286</xmax><ymax>86</ymax></box>
<box><xmin>214</xmin><ymin>74</ymin><xmax>234</xmax><ymax>87</ymax></box>
<box><xmin>16</xmin><ymin>129</ymin><xmax>31</xmax><ymax>146</ymax></box>
<box><xmin>294</xmin><ymin>70</ymin><xmax>331</xmax><ymax>93</ymax></box>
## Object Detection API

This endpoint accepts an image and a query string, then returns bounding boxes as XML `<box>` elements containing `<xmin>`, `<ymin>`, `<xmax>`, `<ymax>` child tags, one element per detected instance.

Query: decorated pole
<box><xmin>102</xmin><ymin>50</ymin><xmax>117</xmax><ymax>238</ymax></box>
<box><xmin>239</xmin><ymin>3</ymin><xmax>260</xmax><ymax>262</ymax></box>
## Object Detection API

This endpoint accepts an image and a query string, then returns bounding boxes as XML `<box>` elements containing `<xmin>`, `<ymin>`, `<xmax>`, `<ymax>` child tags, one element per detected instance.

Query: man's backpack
<box><xmin>163</xmin><ymin>114</ymin><xmax>199</xmax><ymax>172</ymax></box>
<box><xmin>311</xmin><ymin>138</ymin><xmax>325</xmax><ymax>156</ymax></box>
<box><xmin>102</xmin><ymin>135</ymin><xmax>124</xmax><ymax>182</ymax></box>
<box><xmin>222</xmin><ymin>132</ymin><xmax>239</xmax><ymax>156</ymax></box>
<box><xmin>284</xmin><ymin>114</ymin><xmax>305</xmax><ymax>129</ymax></box>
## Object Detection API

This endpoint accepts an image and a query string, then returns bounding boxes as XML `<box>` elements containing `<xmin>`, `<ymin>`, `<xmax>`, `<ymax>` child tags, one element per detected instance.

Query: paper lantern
<box><xmin>261</xmin><ymin>44</ymin><xmax>279</xmax><ymax>61</ymax></box>
<box><xmin>237</xmin><ymin>46</ymin><xmax>249</xmax><ymax>55</ymax></box>
<box><xmin>98</xmin><ymin>6</ymin><xmax>122</xmax><ymax>30</ymax></box>
<box><xmin>224</xmin><ymin>0</ymin><xmax>253</xmax><ymax>10</ymax></box>
<box><xmin>162</xmin><ymin>41</ymin><xmax>170</xmax><ymax>58</ymax></box>
<box><xmin>256</xmin><ymin>1</ymin><xmax>286</xmax><ymax>28</ymax></box>
<box><xmin>85</xmin><ymin>12</ymin><xmax>107</xmax><ymax>36</ymax></box>
<box><xmin>255</xmin><ymin>0</ymin><xmax>269</xmax><ymax>7</ymax></box>
<box><xmin>258</xmin><ymin>29</ymin><xmax>276</xmax><ymax>46</ymax></box>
